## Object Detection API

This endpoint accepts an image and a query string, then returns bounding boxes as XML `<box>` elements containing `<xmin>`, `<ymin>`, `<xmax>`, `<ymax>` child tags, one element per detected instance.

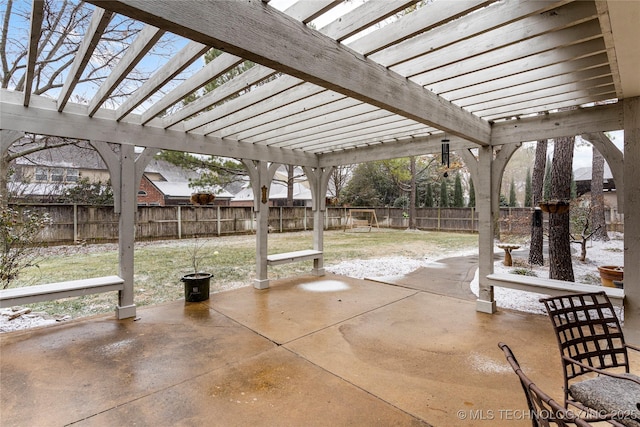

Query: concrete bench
<box><xmin>0</xmin><ymin>276</ymin><xmax>125</xmax><ymax>308</ymax></box>
<box><xmin>486</xmin><ymin>273</ymin><xmax>624</xmax><ymax>308</ymax></box>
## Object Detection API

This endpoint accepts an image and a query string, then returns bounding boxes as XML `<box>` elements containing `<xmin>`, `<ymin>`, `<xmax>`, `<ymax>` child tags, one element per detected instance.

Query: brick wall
<box><xmin>137</xmin><ymin>176</ymin><xmax>165</xmax><ymax>206</ymax></box>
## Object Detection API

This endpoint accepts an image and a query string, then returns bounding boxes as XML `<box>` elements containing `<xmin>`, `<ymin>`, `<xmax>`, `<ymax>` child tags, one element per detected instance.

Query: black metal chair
<box><xmin>499</xmin><ymin>342</ymin><xmax>593</xmax><ymax>427</ymax></box>
<box><xmin>540</xmin><ymin>292</ymin><xmax>640</xmax><ymax>427</ymax></box>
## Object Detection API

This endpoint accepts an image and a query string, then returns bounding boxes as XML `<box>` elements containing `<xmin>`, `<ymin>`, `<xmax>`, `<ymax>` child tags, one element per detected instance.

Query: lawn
<box><xmin>10</xmin><ymin>229</ymin><xmax>479</xmax><ymax>319</ymax></box>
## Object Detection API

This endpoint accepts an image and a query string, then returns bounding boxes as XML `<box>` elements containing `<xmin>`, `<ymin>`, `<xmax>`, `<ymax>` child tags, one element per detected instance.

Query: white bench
<box><xmin>0</xmin><ymin>276</ymin><xmax>125</xmax><ymax>308</ymax></box>
<box><xmin>486</xmin><ymin>273</ymin><xmax>624</xmax><ymax>308</ymax></box>
<box><xmin>267</xmin><ymin>249</ymin><xmax>323</xmax><ymax>266</ymax></box>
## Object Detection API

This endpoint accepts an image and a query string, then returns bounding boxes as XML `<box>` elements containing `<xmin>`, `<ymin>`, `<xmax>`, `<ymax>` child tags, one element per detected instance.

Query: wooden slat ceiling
<box><xmin>4</xmin><ymin>0</ymin><xmax>639</xmax><ymax>165</ymax></box>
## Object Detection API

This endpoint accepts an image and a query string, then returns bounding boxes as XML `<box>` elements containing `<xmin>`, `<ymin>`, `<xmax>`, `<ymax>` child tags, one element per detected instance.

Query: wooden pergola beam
<box><xmin>87</xmin><ymin>0</ymin><xmax>492</xmax><ymax>146</ymax></box>
<box><xmin>0</xmin><ymin>90</ymin><xmax>318</xmax><ymax>167</ymax></box>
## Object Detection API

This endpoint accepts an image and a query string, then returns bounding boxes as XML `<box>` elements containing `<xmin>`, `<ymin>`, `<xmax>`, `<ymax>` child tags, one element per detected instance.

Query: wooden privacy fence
<box><xmin>9</xmin><ymin>204</ymin><xmax>624</xmax><ymax>244</ymax></box>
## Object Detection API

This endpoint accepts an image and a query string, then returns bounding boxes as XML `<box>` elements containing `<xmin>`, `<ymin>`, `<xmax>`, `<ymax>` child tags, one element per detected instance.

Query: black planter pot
<box><xmin>181</xmin><ymin>273</ymin><xmax>212</xmax><ymax>302</ymax></box>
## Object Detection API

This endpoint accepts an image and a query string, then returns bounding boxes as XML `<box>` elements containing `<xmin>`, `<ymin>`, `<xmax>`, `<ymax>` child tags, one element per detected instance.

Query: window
<box><xmin>66</xmin><ymin>169</ymin><xmax>79</xmax><ymax>182</ymax></box>
<box><xmin>35</xmin><ymin>168</ymin><xmax>48</xmax><ymax>182</ymax></box>
<box><xmin>138</xmin><ymin>190</ymin><xmax>148</xmax><ymax>196</ymax></box>
<box><xmin>50</xmin><ymin>168</ymin><xmax>64</xmax><ymax>182</ymax></box>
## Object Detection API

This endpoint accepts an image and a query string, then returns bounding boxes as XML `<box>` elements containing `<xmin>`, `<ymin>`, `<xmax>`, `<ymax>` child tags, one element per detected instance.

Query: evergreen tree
<box><xmin>524</xmin><ymin>168</ymin><xmax>532</xmax><ymax>207</ymax></box>
<box><xmin>468</xmin><ymin>179</ymin><xmax>475</xmax><ymax>208</ymax></box>
<box><xmin>453</xmin><ymin>173</ymin><xmax>464</xmax><ymax>207</ymax></box>
<box><xmin>508</xmin><ymin>178</ymin><xmax>517</xmax><ymax>207</ymax></box>
<box><xmin>439</xmin><ymin>180</ymin><xmax>449</xmax><ymax>207</ymax></box>
<box><xmin>425</xmin><ymin>183</ymin><xmax>433</xmax><ymax>207</ymax></box>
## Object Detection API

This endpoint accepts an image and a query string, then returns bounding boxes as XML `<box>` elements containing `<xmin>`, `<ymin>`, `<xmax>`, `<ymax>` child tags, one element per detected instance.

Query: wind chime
<box><xmin>441</xmin><ymin>135</ymin><xmax>450</xmax><ymax>178</ymax></box>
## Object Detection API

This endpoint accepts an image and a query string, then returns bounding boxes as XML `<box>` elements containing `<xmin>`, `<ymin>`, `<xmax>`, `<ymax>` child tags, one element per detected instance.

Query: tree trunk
<box><xmin>409</xmin><ymin>156</ymin><xmax>416</xmax><ymax>229</ymax></box>
<box><xmin>528</xmin><ymin>140</ymin><xmax>547</xmax><ymax>265</ymax></box>
<box><xmin>549</xmin><ymin>136</ymin><xmax>575</xmax><ymax>281</ymax></box>
<box><xmin>286</xmin><ymin>165</ymin><xmax>294</xmax><ymax>206</ymax></box>
<box><xmin>590</xmin><ymin>146</ymin><xmax>609</xmax><ymax>241</ymax></box>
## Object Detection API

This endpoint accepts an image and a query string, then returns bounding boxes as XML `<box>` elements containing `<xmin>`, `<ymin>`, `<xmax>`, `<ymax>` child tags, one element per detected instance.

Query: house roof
<box><xmin>151</xmin><ymin>181</ymin><xmax>234</xmax><ymax>199</ymax></box>
<box><xmin>574</xmin><ymin>164</ymin><xmax>614</xmax><ymax>182</ymax></box>
<box><xmin>232</xmin><ymin>180</ymin><xmax>312</xmax><ymax>202</ymax></box>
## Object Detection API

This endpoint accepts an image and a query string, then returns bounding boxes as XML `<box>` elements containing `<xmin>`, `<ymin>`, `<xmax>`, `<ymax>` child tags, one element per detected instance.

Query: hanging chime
<box><xmin>441</xmin><ymin>136</ymin><xmax>450</xmax><ymax>177</ymax></box>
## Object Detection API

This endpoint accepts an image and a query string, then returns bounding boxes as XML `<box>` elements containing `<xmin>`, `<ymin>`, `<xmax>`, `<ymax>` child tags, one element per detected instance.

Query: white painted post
<box><xmin>116</xmin><ymin>144</ymin><xmax>136</xmax><ymax>319</ymax></box>
<box><xmin>623</xmin><ymin>97</ymin><xmax>640</xmax><ymax>343</ymax></box>
<box><xmin>476</xmin><ymin>145</ymin><xmax>496</xmax><ymax>313</ymax></box>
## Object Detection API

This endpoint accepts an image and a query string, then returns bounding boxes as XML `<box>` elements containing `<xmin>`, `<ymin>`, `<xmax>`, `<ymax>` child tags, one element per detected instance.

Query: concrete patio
<box><xmin>5</xmin><ymin>255</ymin><xmax>624</xmax><ymax>427</ymax></box>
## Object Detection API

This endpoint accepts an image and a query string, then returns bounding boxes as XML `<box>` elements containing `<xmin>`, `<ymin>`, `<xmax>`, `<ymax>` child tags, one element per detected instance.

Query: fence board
<box><xmin>8</xmin><ymin>204</ymin><xmax>621</xmax><ymax>244</ymax></box>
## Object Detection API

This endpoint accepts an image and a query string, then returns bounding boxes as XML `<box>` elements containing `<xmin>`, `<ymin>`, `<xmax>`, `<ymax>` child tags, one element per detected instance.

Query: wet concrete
<box><xmin>2</xmin><ymin>258</ymin><xmax>634</xmax><ymax>426</ymax></box>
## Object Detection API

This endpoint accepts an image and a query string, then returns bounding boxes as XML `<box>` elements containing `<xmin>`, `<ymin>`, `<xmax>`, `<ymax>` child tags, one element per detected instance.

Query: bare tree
<box><xmin>409</xmin><ymin>156</ymin><xmax>416</xmax><ymax>229</ymax></box>
<box><xmin>528</xmin><ymin>140</ymin><xmax>547</xmax><ymax>265</ymax></box>
<box><xmin>1</xmin><ymin>0</ymin><xmax>174</xmax><ymax>204</ymax></box>
<box><xmin>328</xmin><ymin>165</ymin><xmax>353</xmax><ymax>203</ymax></box>
<box><xmin>590</xmin><ymin>145</ymin><xmax>609</xmax><ymax>241</ymax></box>
<box><xmin>548</xmin><ymin>136</ymin><xmax>575</xmax><ymax>281</ymax></box>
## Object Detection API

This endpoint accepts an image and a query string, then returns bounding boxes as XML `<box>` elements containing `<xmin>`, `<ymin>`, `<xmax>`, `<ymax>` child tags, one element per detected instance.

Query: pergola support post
<box><xmin>243</xmin><ymin>160</ymin><xmax>279</xmax><ymax>289</ymax></box>
<box><xmin>115</xmin><ymin>144</ymin><xmax>136</xmax><ymax>318</ymax></box>
<box><xmin>623</xmin><ymin>97</ymin><xmax>640</xmax><ymax>343</ymax></box>
<box><xmin>303</xmin><ymin>166</ymin><xmax>333</xmax><ymax>276</ymax></box>
<box><xmin>91</xmin><ymin>142</ymin><xmax>159</xmax><ymax>319</ymax></box>
<box><xmin>476</xmin><ymin>145</ymin><xmax>496</xmax><ymax>313</ymax></box>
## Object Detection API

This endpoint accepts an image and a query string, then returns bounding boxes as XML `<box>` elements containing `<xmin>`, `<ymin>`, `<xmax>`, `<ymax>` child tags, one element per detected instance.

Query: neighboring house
<box><xmin>9</xmin><ymin>140</ymin><xmax>235</xmax><ymax>205</ymax></box>
<box><xmin>574</xmin><ymin>163</ymin><xmax>616</xmax><ymax>196</ymax></box>
<box><xmin>574</xmin><ymin>164</ymin><xmax>617</xmax><ymax>207</ymax></box>
<box><xmin>138</xmin><ymin>176</ymin><xmax>234</xmax><ymax>206</ymax></box>
<box><xmin>10</xmin><ymin>141</ymin><xmax>110</xmax><ymax>202</ymax></box>
<box><xmin>230</xmin><ymin>167</ymin><xmax>313</xmax><ymax>207</ymax></box>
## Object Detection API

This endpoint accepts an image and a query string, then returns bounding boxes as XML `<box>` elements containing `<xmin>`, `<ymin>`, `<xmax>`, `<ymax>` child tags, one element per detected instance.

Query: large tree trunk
<box><xmin>528</xmin><ymin>139</ymin><xmax>547</xmax><ymax>265</ymax></box>
<box><xmin>590</xmin><ymin>146</ymin><xmax>609</xmax><ymax>241</ymax></box>
<box><xmin>549</xmin><ymin>136</ymin><xmax>575</xmax><ymax>281</ymax></box>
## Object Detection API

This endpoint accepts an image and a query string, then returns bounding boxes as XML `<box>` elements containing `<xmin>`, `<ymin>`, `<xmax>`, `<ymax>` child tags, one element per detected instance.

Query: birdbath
<box><xmin>497</xmin><ymin>243</ymin><xmax>520</xmax><ymax>266</ymax></box>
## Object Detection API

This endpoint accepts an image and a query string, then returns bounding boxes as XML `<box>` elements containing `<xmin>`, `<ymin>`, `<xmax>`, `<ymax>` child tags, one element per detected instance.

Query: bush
<box><xmin>0</xmin><ymin>205</ymin><xmax>52</xmax><ymax>288</ymax></box>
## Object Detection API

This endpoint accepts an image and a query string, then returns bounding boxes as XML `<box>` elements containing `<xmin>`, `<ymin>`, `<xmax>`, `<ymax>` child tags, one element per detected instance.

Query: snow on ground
<box><xmin>1</xmin><ymin>233</ymin><xmax>625</xmax><ymax>332</ymax></box>
<box><xmin>469</xmin><ymin>234</ymin><xmax>624</xmax><ymax>315</ymax></box>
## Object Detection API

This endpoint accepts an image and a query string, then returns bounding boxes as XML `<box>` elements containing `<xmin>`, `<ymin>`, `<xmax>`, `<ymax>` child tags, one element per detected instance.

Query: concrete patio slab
<box><xmin>209</xmin><ymin>274</ymin><xmax>417</xmax><ymax>344</ymax></box>
<box><xmin>3</xmin><ymin>267</ymin><xmax>637</xmax><ymax>426</ymax></box>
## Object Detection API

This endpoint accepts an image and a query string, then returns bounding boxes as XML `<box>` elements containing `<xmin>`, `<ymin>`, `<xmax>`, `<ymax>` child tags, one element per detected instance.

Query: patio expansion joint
<box><xmin>280</xmin><ymin>289</ymin><xmax>421</xmax><ymax>347</ymax></box>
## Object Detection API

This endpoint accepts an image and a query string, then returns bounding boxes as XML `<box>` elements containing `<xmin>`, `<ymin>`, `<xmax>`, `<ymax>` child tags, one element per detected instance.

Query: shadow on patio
<box><xmin>0</xmin><ymin>268</ymin><xmax>602</xmax><ymax>426</ymax></box>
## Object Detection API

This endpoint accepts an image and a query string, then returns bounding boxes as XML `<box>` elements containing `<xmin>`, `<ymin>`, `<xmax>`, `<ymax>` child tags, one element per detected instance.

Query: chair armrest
<box><xmin>562</xmin><ymin>355</ymin><xmax>640</xmax><ymax>386</ymax></box>
<box><xmin>625</xmin><ymin>342</ymin><xmax>640</xmax><ymax>353</ymax></box>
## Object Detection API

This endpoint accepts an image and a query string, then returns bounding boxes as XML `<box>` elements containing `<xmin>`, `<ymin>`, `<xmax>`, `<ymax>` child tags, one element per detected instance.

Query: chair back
<box><xmin>498</xmin><ymin>342</ymin><xmax>592</xmax><ymax>427</ymax></box>
<box><xmin>539</xmin><ymin>292</ymin><xmax>630</xmax><ymax>383</ymax></box>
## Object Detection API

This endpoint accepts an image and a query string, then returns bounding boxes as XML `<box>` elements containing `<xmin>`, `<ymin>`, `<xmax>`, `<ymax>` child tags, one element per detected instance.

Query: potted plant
<box><xmin>597</xmin><ymin>265</ymin><xmax>623</xmax><ymax>288</ymax></box>
<box><xmin>181</xmin><ymin>237</ymin><xmax>218</xmax><ymax>302</ymax></box>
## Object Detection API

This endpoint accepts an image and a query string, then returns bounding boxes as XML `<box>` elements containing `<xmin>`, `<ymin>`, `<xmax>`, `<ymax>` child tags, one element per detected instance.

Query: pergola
<box><xmin>1</xmin><ymin>0</ymin><xmax>639</xmax><ymax>341</ymax></box>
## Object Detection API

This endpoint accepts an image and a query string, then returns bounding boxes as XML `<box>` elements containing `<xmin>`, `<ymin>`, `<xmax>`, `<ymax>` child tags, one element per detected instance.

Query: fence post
<box><xmin>177</xmin><ymin>206</ymin><xmax>182</xmax><ymax>239</ymax></box>
<box><xmin>471</xmin><ymin>207</ymin><xmax>475</xmax><ymax>233</ymax></box>
<box><xmin>73</xmin><ymin>203</ymin><xmax>78</xmax><ymax>243</ymax></box>
<box><xmin>217</xmin><ymin>206</ymin><xmax>221</xmax><ymax>236</ymax></box>
<box><xmin>437</xmin><ymin>207</ymin><xmax>441</xmax><ymax>231</ymax></box>
<box><xmin>279</xmin><ymin>206</ymin><xmax>283</xmax><ymax>232</ymax></box>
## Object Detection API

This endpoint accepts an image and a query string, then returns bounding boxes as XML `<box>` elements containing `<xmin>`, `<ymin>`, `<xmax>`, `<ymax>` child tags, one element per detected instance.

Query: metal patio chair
<box><xmin>540</xmin><ymin>292</ymin><xmax>640</xmax><ymax>427</ymax></box>
<box><xmin>499</xmin><ymin>342</ymin><xmax>593</xmax><ymax>427</ymax></box>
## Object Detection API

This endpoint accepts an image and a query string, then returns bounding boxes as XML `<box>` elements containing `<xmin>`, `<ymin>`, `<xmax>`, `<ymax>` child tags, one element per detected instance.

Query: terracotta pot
<box><xmin>597</xmin><ymin>265</ymin><xmax>623</xmax><ymax>288</ymax></box>
<box><xmin>539</xmin><ymin>200</ymin><xmax>570</xmax><ymax>214</ymax></box>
